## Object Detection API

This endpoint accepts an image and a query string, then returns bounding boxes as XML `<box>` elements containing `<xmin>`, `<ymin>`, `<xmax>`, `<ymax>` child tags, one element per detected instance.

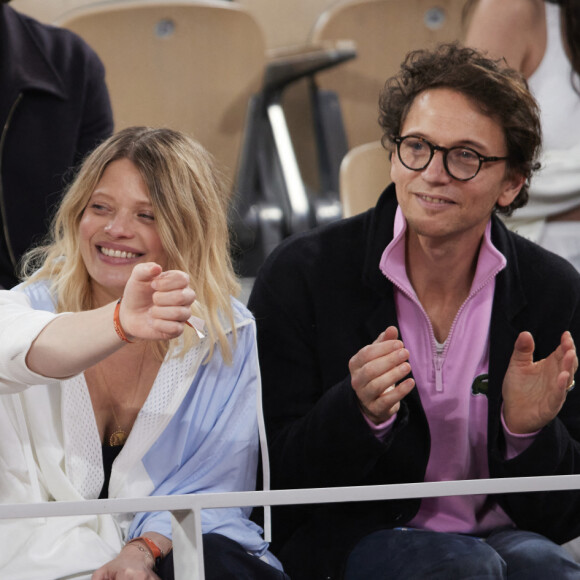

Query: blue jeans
<box><xmin>343</xmin><ymin>527</ymin><xmax>580</xmax><ymax>579</ymax></box>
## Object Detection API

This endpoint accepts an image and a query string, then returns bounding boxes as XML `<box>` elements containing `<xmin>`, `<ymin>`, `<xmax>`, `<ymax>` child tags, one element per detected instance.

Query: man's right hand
<box><xmin>349</xmin><ymin>326</ymin><xmax>415</xmax><ymax>424</ymax></box>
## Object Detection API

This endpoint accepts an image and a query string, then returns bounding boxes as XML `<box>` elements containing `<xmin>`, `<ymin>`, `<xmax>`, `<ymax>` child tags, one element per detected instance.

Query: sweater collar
<box><xmin>379</xmin><ymin>207</ymin><xmax>507</xmax><ymax>299</ymax></box>
<box><xmin>361</xmin><ymin>182</ymin><xmax>526</xmax><ymax>324</ymax></box>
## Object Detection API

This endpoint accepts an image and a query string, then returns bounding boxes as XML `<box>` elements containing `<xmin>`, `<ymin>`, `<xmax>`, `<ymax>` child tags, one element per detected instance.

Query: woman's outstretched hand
<box><xmin>119</xmin><ymin>262</ymin><xmax>196</xmax><ymax>341</ymax></box>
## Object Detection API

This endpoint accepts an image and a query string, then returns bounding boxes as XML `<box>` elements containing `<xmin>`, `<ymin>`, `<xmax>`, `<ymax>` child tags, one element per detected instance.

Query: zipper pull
<box><xmin>435</xmin><ymin>354</ymin><xmax>443</xmax><ymax>392</ymax></box>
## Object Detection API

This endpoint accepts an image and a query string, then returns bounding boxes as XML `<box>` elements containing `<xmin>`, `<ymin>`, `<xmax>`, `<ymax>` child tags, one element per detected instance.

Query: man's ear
<box><xmin>497</xmin><ymin>171</ymin><xmax>526</xmax><ymax>209</ymax></box>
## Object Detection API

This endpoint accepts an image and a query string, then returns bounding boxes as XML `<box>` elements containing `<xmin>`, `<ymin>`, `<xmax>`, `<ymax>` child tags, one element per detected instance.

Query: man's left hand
<box><xmin>502</xmin><ymin>331</ymin><xmax>577</xmax><ymax>434</ymax></box>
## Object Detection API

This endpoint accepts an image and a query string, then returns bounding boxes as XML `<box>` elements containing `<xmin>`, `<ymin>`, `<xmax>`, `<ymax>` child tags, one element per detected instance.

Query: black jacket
<box><xmin>248</xmin><ymin>184</ymin><xmax>580</xmax><ymax>579</ymax></box>
<box><xmin>0</xmin><ymin>4</ymin><xmax>113</xmax><ymax>288</ymax></box>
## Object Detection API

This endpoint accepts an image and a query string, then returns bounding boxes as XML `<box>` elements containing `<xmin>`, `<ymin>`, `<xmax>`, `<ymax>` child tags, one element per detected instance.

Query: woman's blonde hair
<box><xmin>22</xmin><ymin>126</ymin><xmax>240</xmax><ymax>363</ymax></box>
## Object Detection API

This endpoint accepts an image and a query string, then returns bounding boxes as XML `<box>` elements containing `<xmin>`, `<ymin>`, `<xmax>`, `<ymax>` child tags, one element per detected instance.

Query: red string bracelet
<box><xmin>113</xmin><ymin>297</ymin><xmax>133</xmax><ymax>343</ymax></box>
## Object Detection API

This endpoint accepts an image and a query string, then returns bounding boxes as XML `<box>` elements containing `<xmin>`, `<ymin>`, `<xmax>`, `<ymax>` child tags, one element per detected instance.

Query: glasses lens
<box><xmin>398</xmin><ymin>137</ymin><xmax>431</xmax><ymax>170</ymax></box>
<box><xmin>446</xmin><ymin>147</ymin><xmax>481</xmax><ymax>180</ymax></box>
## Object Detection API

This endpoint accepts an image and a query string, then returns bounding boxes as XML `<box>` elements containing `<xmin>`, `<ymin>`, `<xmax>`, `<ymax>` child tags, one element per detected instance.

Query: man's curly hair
<box><xmin>379</xmin><ymin>42</ymin><xmax>542</xmax><ymax>216</ymax></box>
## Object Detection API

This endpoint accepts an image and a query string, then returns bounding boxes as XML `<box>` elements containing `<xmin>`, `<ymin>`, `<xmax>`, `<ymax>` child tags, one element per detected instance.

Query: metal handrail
<box><xmin>3</xmin><ymin>474</ymin><xmax>580</xmax><ymax>580</ymax></box>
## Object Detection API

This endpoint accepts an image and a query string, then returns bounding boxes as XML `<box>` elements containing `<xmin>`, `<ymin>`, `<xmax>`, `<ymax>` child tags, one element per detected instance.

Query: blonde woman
<box><xmin>0</xmin><ymin>127</ymin><xmax>286</xmax><ymax>579</ymax></box>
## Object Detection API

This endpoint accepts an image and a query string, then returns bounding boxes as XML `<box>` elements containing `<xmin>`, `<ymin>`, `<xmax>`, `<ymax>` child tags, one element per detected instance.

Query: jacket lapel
<box><xmin>487</xmin><ymin>217</ymin><xmax>527</xmax><ymax>446</ymax></box>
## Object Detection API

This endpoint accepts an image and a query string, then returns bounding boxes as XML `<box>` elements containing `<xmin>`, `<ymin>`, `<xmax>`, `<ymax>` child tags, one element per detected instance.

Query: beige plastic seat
<box><xmin>339</xmin><ymin>140</ymin><xmax>391</xmax><ymax>217</ymax></box>
<box><xmin>235</xmin><ymin>0</ymin><xmax>338</xmax><ymax>48</ymax></box>
<box><xmin>11</xmin><ymin>0</ymin><xmax>99</xmax><ymax>22</ymax></box>
<box><xmin>55</xmin><ymin>0</ymin><xmax>266</xmax><ymax>189</ymax></box>
<box><xmin>311</xmin><ymin>0</ymin><xmax>469</xmax><ymax>150</ymax></box>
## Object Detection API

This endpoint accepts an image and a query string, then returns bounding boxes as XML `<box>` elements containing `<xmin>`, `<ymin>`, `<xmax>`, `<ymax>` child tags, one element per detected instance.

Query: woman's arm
<box><xmin>22</xmin><ymin>263</ymin><xmax>194</xmax><ymax>379</ymax></box>
<box><xmin>465</xmin><ymin>0</ymin><xmax>546</xmax><ymax>78</ymax></box>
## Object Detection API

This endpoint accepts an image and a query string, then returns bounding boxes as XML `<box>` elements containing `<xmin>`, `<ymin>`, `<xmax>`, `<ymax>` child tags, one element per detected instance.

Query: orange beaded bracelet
<box><xmin>113</xmin><ymin>297</ymin><xmax>133</xmax><ymax>343</ymax></box>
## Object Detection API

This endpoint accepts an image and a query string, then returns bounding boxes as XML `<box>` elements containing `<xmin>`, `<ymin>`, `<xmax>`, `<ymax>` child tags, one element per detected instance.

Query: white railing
<box><xmin>3</xmin><ymin>474</ymin><xmax>580</xmax><ymax>579</ymax></box>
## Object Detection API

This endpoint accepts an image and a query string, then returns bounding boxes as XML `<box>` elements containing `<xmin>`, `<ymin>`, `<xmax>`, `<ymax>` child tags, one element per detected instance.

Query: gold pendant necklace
<box><xmin>109</xmin><ymin>427</ymin><xmax>128</xmax><ymax>447</ymax></box>
<box><xmin>97</xmin><ymin>344</ymin><xmax>148</xmax><ymax>447</ymax></box>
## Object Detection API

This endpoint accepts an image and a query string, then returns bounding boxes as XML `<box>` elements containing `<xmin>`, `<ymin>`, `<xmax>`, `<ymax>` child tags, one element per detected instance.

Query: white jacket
<box><xmin>0</xmin><ymin>281</ymin><xmax>275</xmax><ymax>579</ymax></box>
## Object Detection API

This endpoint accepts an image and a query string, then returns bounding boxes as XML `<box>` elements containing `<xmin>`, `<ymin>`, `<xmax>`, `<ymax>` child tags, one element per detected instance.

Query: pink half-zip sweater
<box><xmin>368</xmin><ymin>207</ymin><xmax>536</xmax><ymax>536</ymax></box>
